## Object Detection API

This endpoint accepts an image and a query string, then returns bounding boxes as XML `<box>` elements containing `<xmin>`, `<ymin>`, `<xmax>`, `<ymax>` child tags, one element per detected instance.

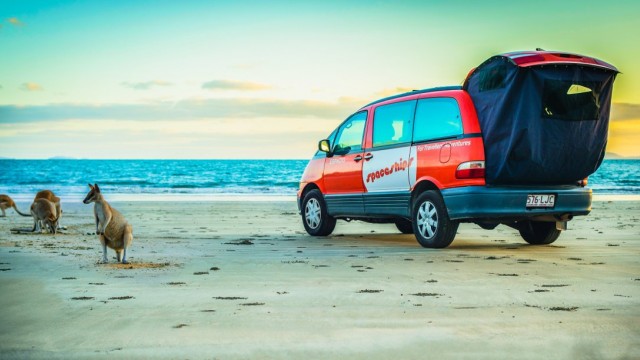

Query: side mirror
<box><xmin>318</xmin><ymin>139</ymin><xmax>332</xmax><ymax>155</ymax></box>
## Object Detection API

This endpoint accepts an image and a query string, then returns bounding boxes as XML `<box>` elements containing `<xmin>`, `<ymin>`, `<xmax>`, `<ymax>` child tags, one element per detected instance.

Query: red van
<box><xmin>298</xmin><ymin>51</ymin><xmax>618</xmax><ymax>248</ymax></box>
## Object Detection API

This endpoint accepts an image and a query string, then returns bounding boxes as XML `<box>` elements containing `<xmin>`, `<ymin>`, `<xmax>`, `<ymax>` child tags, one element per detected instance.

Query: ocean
<box><xmin>0</xmin><ymin>159</ymin><xmax>638</xmax><ymax>201</ymax></box>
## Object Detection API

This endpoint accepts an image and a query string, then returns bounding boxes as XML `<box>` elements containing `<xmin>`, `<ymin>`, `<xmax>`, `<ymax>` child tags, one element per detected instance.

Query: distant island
<box><xmin>48</xmin><ymin>156</ymin><xmax>77</xmax><ymax>160</ymax></box>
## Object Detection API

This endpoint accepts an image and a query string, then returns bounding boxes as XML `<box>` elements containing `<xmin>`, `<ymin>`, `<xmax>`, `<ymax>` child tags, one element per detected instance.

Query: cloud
<box><xmin>20</xmin><ymin>82</ymin><xmax>43</xmax><ymax>91</ymax></box>
<box><xmin>375</xmin><ymin>87</ymin><xmax>415</xmax><ymax>98</ymax></box>
<box><xmin>121</xmin><ymin>80</ymin><xmax>173</xmax><ymax>90</ymax></box>
<box><xmin>202</xmin><ymin>80</ymin><xmax>271</xmax><ymax>91</ymax></box>
<box><xmin>611</xmin><ymin>103</ymin><xmax>640</xmax><ymax>121</ymax></box>
<box><xmin>0</xmin><ymin>97</ymin><xmax>362</xmax><ymax>124</ymax></box>
<box><xmin>7</xmin><ymin>17</ymin><xmax>24</xmax><ymax>26</ymax></box>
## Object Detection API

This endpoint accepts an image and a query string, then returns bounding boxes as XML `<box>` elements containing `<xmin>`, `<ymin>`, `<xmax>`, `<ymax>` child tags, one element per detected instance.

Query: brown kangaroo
<box><xmin>33</xmin><ymin>190</ymin><xmax>62</xmax><ymax>229</ymax></box>
<box><xmin>30</xmin><ymin>198</ymin><xmax>58</xmax><ymax>234</ymax></box>
<box><xmin>0</xmin><ymin>194</ymin><xmax>31</xmax><ymax>217</ymax></box>
<box><xmin>82</xmin><ymin>184</ymin><xmax>133</xmax><ymax>264</ymax></box>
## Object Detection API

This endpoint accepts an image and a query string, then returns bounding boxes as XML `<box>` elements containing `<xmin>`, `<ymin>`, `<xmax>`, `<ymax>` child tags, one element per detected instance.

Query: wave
<box><xmin>1</xmin><ymin>159</ymin><xmax>638</xmax><ymax>197</ymax></box>
<box><xmin>170</xmin><ymin>182</ymin><xmax>220</xmax><ymax>189</ymax></box>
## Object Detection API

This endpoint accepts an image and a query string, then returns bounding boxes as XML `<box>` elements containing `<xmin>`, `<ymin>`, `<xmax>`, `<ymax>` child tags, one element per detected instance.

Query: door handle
<box><xmin>364</xmin><ymin>153</ymin><xmax>373</xmax><ymax>161</ymax></box>
<box><xmin>354</xmin><ymin>155</ymin><xmax>363</xmax><ymax>162</ymax></box>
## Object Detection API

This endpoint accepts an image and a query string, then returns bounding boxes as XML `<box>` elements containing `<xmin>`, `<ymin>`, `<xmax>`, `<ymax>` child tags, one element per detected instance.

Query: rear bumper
<box><xmin>441</xmin><ymin>185</ymin><xmax>592</xmax><ymax>221</ymax></box>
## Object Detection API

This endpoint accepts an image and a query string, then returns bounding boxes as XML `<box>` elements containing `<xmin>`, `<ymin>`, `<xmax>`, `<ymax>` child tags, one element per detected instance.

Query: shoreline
<box><xmin>4</xmin><ymin>193</ymin><xmax>640</xmax><ymax>204</ymax></box>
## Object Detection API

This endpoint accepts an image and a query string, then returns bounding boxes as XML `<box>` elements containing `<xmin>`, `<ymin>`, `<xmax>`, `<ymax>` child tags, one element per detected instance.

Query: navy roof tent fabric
<box><xmin>464</xmin><ymin>56</ymin><xmax>617</xmax><ymax>185</ymax></box>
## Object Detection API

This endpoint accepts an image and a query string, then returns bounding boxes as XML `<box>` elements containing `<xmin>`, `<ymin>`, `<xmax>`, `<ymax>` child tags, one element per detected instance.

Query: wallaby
<box><xmin>33</xmin><ymin>190</ymin><xmax>63</xmax><ymax>229</ymax></box>
<box><xmin>83</xmin><ymin>184</ymin><xmax>133</xmax><ymax>264</ymax></box>
<box><xmin>0</xmin><ymin>194</ymin><xmax>31</xmax><ymax>217</ymax></box>
<box><xmin>30</xmin><ymin>198</ymin><xmax>58</xmax><ymax>234</ymax></box>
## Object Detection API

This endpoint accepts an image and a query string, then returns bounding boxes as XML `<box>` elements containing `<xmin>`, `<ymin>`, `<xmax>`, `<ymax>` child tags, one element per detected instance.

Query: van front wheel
<box><xmin>302</xmin><ymin>190</ymin><xmax>336</xmax><ymax>236</ymax></box>
<box><xmin>412</xmin><ymin>191</ymin><xmax>458</xmax><ymax>248</ymax></box>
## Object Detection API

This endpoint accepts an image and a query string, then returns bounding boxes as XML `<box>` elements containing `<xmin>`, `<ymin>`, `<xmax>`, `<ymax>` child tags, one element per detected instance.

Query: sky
<box><xmin>1</xmin><ymin>0</ymin><xmax>639</xmax><ymax>159</ymax></box>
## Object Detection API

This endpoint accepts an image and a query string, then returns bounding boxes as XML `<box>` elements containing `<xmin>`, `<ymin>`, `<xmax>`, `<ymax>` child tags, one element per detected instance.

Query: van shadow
<box><xmin>325</xmin><ymin>232</ymin><xmax>561</xmax><ymax>253</ymax></box>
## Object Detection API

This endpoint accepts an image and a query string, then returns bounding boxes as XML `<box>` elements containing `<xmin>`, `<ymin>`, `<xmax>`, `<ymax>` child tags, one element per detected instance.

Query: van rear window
<box><xmin>413</xmin><ymin>98</ymin><xmax>463</xmax><ymax>142</ymax></box>
<box><xmin>541</xmin><ymin>80</ymin><xmax>601</xmax><ymax>121</ymax></box>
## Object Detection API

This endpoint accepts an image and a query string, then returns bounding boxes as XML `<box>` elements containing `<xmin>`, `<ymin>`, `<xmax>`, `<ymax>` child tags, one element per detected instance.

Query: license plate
<box><xmin>526</xmin><ymin>194</ymin><xmax>555</xmax><ymax>208</ymax></box>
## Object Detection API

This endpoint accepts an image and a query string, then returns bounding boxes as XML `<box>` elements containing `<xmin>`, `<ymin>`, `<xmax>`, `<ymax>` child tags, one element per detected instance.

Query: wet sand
<box><xmin>0</xmin><ymin>200</ymin><xmax>638</xmax><ymax>359</ymax></box>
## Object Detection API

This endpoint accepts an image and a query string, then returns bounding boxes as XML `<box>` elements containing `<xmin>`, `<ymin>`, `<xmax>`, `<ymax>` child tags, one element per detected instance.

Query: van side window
<box><xmin>413</xmin><ymin>98</ymin><xmax>463</xmax><ymax>142</ymax></box>
<box><xmin>372</xmin><ymin>100</ymin><xmax>416</xmax><ymax>148</ymax></box>
<box><xmin>333</xmin><ymin>111</ymin><xmax>367</xmax><ymax>154</ymax></box>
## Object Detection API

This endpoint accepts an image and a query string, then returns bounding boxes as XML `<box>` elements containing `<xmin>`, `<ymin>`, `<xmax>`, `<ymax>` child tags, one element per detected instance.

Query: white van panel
<box><xmin>362</xmin><ymin>146</ymin><xmax>416</xmax><ymax>193</ymax></box>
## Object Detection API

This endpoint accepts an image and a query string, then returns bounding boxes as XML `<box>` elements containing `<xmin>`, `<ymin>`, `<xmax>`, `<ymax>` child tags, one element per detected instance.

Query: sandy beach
<box><xmin>0</xmin><ymin>199</ymin><xmax>638</xmax><ymax>359</ymax></box>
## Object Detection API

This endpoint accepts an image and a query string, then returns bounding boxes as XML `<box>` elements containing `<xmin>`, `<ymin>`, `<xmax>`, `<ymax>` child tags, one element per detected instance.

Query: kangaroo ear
<box><xmin>88</xmin><ymin>184</ymin><xmax>94</xmax><ymax>189</ymax></box>
<box><xmin>95</xmin><ymin>184</ymin><xmax>100</xmax><ymax>192</ymax></box>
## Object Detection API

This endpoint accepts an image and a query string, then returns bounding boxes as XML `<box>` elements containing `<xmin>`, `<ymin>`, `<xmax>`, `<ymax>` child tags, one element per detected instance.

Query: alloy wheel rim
<box><xmin>305</xmin><ymin>198</ymin><xmax>321</xmax><ymax>229</ymax></box>
<box><xmin>417</xmin><ymin>200</ymin><xmax>438</xmax><ymax>239</ymax></box>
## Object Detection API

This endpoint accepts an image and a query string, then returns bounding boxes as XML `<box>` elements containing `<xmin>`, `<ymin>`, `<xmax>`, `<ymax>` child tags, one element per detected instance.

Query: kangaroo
<box><xmin>83</xmin><ymin>184</ymin><xmax>133</xmax><ymax>264</ymax></box>
<box><xmin>33</xmin><ymin>190</ymin><xmax>63</xmax><ymax>229</ymax></box>
<box><xmin>30</xmin><ymin>198</ymin><xmax>58</xmax><ymax>234</ymax></box>
<box><xmin>0</xmin><ymin>194</ymin><xmax>31</xmax><ymax>217</ymax></box>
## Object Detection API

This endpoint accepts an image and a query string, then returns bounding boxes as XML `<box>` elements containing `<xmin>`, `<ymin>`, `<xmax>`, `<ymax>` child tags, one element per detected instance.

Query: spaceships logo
<box><xmin>366</xmin><ymin>157</ymin><xmax>414</xmax><ymax>183</ymax></box>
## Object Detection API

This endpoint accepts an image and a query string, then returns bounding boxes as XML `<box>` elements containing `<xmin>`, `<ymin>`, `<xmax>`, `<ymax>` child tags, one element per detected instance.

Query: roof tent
<box><xmin>463</xmin><ymin>51</ymin><xmax>619</xmax><ymax>185</ymax></box>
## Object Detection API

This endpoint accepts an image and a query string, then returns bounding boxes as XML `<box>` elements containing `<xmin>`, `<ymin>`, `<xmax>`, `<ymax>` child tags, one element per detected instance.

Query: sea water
<box><xmin>0</xmin><ymin>159</ymin><xmax>638</xmax><ymax>201</ymax></box>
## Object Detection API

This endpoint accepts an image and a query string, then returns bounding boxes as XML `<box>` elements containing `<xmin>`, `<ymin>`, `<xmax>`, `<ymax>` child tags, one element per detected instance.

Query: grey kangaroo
<box><xmin>83</xmin><ymin>184</ymin><xmax>133</xmax><ymax>264</ymax></box>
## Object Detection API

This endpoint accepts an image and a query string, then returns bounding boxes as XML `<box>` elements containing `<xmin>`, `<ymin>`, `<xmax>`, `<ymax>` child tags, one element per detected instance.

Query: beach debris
<box><xmin>357</xmin><ymin>289</ymin><xmax>383</xmax><ymax>293</ymax></box>
<box><xmin>410</xmin><ymin>292</ymin><xmax>441</xmax><ymax>297</ymax></box>
<box><xmin>240</xmin><ymin>302</ymin><xmax>265</xmax><ymax>306</ymax></box>
<box><xmin>225</xmin><ymin>239</ymin><xmax>254</xmax><ymax>245</ymax></box>
<box><xmin>491</xmin><ymin>273</ymin><xmax>519</xmax><ymax>276</ymax></box>
<box><xmin>213</xmin><ymin>296</ymin><xmax>247</xmax><ymax>300</ymax></box>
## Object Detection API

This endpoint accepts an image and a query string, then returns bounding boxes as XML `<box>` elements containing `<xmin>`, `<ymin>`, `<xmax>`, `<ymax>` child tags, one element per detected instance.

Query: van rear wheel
<box><xmin>395</xmin><ymin>219</ymin><xmax>413</xmax><ymax>234</ymax></box>
<box><xmin>302</xmin><ymin>190</ymin><xmax>336</xmax><ymax>236</ymax></box>
<box><xmin>518</xmin><ymin>221</ymin><xmax>561</xmax><ymax>245</ymax></box>
<box><xmin>412</xmin><ymin>191</ymin><xmax>458</xmax><ymax>248</ymax></box>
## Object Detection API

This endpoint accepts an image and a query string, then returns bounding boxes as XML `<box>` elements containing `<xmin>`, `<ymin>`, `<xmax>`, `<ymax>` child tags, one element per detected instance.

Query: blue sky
<box><xmin>1</xmin><ymin>0</ymin><xmax>639</xmax><ymax>158</ymax></box>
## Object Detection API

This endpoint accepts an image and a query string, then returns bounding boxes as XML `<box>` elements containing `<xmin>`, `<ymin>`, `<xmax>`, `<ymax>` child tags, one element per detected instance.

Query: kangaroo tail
<box><xmin>13</xmin><ymin>205</ymin><xmax>31</xmax><ymax>217</ymax></box>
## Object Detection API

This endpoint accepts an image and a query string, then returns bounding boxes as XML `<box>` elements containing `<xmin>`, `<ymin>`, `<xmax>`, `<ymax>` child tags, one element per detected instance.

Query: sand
<box><xmin>0</xmin><ymin>199</ymin><xmax>638</xmax><ymax>359</ymax></box>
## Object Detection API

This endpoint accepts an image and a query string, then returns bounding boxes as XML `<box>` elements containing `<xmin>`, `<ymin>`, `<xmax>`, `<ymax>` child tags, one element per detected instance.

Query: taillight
<box><xmin>579</xmin><ymin>178</ymin><xmax>588</xmax><ymax>187</ymax></box>
<box><xmin>456</xmin><ymin>161</ymin><xmax>485</xmax><ymax>179</ymax></box>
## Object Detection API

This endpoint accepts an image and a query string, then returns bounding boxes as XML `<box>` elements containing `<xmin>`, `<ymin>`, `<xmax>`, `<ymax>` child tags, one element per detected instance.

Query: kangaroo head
<box><xmin>83</xmin><ymin>183</ymin><xmax>102</xmax><ymax>204</ymax></box>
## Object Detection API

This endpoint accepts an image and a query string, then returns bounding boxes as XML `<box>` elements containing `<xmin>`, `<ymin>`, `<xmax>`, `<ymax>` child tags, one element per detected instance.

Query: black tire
<box><xmin>301</xmin><ymin>190</ymin><xmax>336</xmax><ymax>236</ymax></box>
<box><xmin>395</xmin><ymin>219</ymin><xmax>413</xmax><ymax>234</ymax></box>
<box><xmin>518</xmin><ymin>221</ymin><xmax>561</xmax><ymax>245</ymax></box>
<box><xmin>411</xmin><ymin>190</ymin><xmax>459</xmax><ymax>248</ymax></box>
